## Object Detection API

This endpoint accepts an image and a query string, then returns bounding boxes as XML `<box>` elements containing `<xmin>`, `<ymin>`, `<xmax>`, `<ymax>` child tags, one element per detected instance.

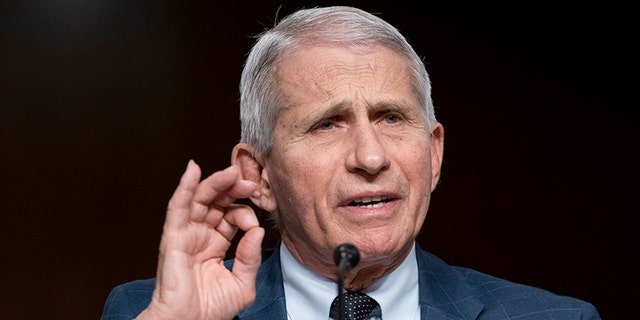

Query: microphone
<box><xmin>333</xmin><ymin>243</ymin><xmax>360</xmax><ymax>320</ymax></box>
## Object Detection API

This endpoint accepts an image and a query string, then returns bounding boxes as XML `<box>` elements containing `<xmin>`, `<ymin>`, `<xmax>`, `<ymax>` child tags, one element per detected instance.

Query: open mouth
<box><xmin>348</xmin><ymin>196</ymin><xmax>392</xmax><ymax>208</ymax></box>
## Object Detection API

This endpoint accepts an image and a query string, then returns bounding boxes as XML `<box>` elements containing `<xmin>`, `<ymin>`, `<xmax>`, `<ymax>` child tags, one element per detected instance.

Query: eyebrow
<box><xmin>307</xmin><ymin>100</ymin><xmax>351</xmax><ymax>124</ymax></box>
<box><xmin>308</xmin><ymin>100</ymin><xmax>407</xmax><ymax>123</ymax></box>
<box><xmin>371</xmin><ymin>101</ymin><xmax>405</xmax><ymax>114</ymax></box>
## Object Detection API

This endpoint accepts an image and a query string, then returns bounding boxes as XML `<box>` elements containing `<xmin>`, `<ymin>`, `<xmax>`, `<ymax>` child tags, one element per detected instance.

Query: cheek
<box><xmin>269</xmin><ymin>157</ymin><xmax>340</xmax><ymax>241</ymax></box>
<box><xmin>397</xmin><ymin>140</ymin><xmax>432</xmax><ymax>178</ymax></box>
<box><xmin>269</xmin><ymin>154</ymin><xmax>331</xmax><ymax>213</ymax></box>
<box><xmin>398</xmin><ymin>145</ymin><xmax>433</xmax><ymax>208</ymax></box>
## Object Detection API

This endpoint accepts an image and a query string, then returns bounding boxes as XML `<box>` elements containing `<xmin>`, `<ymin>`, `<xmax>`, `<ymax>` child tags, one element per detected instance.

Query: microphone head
<box><xmin>333</xmin><ymin>243</ymin><xmax>360</xmax><ymax>270</ymax></box>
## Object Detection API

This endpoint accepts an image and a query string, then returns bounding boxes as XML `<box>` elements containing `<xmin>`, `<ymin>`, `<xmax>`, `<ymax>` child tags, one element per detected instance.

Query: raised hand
<box><xmin>136</xmin><ymin>160</ymin><xmax>265</xmax><ymax>320</ymax></box>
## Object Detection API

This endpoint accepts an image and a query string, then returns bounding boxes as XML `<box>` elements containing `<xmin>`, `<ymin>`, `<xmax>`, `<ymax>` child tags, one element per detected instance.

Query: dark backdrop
<box><xmin>1</xmin><ymin>1</ymin><xmax>637</xmax><ymax>319</ymax></box>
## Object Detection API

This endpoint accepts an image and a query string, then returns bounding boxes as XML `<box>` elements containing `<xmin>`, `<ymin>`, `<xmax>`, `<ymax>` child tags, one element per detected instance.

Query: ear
<box><xmin>231</xmin><ymin>143</ymin><xmax>278</xmax><ymax>212</ymax></box>
<box><xmin>429</xmin><ymin>122</ymin><xmax>444</xmax><ymax>191</ymax></box>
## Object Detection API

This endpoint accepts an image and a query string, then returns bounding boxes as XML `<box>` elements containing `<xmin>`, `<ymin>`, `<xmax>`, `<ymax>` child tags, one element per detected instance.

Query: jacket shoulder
<box><xmin>455</xmin><ymin>266</ymin><xmax>600</xmax><ymax>319</ymax></box>
<box><xmin>415</xmin><ymin>246</ymin><xmax>601</xmax><ymax>319</ymax></box>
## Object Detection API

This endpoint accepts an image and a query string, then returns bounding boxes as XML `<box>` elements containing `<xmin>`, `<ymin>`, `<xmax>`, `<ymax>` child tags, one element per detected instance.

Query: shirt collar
<box><xmin>281</xmin><ymin>242</ymin><xmax>420</xmax><ymax>320</ymax></box>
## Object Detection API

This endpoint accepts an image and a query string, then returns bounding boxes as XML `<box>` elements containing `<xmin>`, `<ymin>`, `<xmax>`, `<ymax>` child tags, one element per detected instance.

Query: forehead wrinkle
<box><xmin>277</xmin><ymin>44</ymin><xmax>417</xmax><ymax>119</ymax></box>
<box><xmin>277</xmin><ymin>60</ymin><xmax>345</xmax><ymax>112</ymax></box>
<box><xmin>279</xmin><ymin>44</ymin><xmax>403</xmax><ymax>101</ymax></box>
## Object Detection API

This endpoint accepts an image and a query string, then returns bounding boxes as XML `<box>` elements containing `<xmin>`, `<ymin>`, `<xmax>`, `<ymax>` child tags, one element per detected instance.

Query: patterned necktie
<box><xmin>329</xmin><ymin>290</ymin><xmax>382</xmax><ymax>320</ymax></box>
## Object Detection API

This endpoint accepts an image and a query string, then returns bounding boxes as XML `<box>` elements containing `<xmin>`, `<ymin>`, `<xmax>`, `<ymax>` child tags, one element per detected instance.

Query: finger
<box><xmin>211</xmin><ymin>204</ymin><xmax>259</xmax><ymax>241</ymax></box>
<box><xmin>165</xmin><ymin>160</ymin><xmax>202</xmax><ymax>228</ymax></box>
<box><xmin>190</xmin><ymin>166</ymin><xmax>257</xmax><ymax>222</ymax></box>
<box><xmin>223</xmin><ymin>204</ymin><xmax>260</xmax><ymax>231</ymax></box>
<box><xmin>232</xmin><ymin>226</ymin><xmax>265</xmax><ymax>290</ymax></box>
<box><xmin>197</xmin><ymin>166</ymin><xmax>258</xmax><ymax>205</ymax></box>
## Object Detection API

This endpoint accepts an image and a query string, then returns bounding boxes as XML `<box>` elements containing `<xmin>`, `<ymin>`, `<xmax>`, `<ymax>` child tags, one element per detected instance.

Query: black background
<box><xmin>1</xmin><ymin>0</ymin><xmax>637</xmax><ymax>319</ymax></box>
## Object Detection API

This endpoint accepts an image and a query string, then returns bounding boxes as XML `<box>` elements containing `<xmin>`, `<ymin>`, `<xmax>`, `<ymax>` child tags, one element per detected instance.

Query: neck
<box><xmin>281</xmin><ymin>237</ymin><xmax>413</xmax><ymax>291</ymax></box>
<box><xmin>342</xmin><ymin>248</ymin><xmax>409</xmax><ymax>291</ymax></box>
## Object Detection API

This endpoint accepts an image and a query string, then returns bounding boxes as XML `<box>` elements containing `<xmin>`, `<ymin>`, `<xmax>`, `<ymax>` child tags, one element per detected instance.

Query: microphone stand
<box><xmin>334</xmin><ymin>243</ymin><xmax>360</xmax><ymax>320</ymax></box>
<box><xmin>337</xmin><ymin>257</ymin><xmax>347</xmax><ymax>319</ymax></box>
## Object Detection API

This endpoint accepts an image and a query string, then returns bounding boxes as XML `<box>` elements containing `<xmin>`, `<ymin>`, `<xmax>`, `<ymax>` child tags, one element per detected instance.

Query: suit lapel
<box><xmin>416</xmin><ymin>243</ymin><xmax>485</xmax><ymax>320</ymax></box>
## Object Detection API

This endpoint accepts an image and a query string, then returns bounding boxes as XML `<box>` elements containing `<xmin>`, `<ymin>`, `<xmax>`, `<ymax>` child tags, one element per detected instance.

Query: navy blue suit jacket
<box><xmin>101</xmin><ymin>243</ymin><xmax>600</xmax><ymax>319</ymax></box>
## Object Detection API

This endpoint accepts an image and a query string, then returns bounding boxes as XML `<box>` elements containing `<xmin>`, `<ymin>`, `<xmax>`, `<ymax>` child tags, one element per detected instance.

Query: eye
<box><xmin>318</xmin><ymin>121</ymin><xmax>335</xmax><ymax>130</ymax></box>
<box><xmin>384</xmin><ymin>114</ymin><xmax>400</xmax><ymax>124</ymax></box>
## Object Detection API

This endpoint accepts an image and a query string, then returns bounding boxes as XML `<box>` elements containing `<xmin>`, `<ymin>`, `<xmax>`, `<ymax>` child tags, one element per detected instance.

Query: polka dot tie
<box><xmin>329</xmin><ymin>290</ymin><xmax>382</xmax><ymax>320</ymax></box>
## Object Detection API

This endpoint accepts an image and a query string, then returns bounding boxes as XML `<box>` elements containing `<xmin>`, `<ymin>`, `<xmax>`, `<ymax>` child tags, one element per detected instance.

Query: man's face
<box><xmin>262</xmin><ymin>44</ymin><xmax>443</xmax><ymax>270</ymax></box>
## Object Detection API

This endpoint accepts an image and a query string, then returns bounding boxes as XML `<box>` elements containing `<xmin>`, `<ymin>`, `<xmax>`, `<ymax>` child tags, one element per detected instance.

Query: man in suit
<box><xmin>101</xmin><ymin>6</ymin><xmax>600</xmax><ymax>320</ymax></box>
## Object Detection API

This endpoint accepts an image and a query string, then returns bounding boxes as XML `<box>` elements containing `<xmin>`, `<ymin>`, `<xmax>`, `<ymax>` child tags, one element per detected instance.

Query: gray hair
<box><xmin>239</xmin><ymin>6</ymin><xmax>436</xmax><ymax>157</ymax></box>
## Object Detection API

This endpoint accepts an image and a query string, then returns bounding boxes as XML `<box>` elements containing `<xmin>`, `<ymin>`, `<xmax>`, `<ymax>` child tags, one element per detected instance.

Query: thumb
<box><xmin>232</xmin><ymin>226</ymin><xmax>265</xmax><ymax>289</ymax></box>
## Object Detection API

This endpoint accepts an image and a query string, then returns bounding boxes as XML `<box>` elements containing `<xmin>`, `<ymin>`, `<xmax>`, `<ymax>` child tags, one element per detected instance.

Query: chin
<box><xmin>353</xmin><ymin>236</ymin><xmax>407</xmax><ymax>259</ymax></box>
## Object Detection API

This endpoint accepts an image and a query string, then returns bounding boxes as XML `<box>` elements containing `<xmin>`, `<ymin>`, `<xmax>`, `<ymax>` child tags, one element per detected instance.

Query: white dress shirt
<box><xmin>281</xmin><ymin>242</ymin><xmax>420</xmax><ymax>320</ymax></box>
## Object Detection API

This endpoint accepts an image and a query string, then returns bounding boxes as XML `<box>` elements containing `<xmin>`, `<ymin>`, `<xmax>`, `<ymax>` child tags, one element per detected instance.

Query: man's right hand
<box><xmin>136</xmin><ymin>160</ymin><xmax>264</xmax><ymax>320</ymax></box>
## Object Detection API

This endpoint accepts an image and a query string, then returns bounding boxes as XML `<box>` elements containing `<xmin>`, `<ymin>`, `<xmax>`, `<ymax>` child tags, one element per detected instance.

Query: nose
<box><xmin>345</xmin><ymin>123</ymin><xmax>390</xmax><ymax>175</ymax></box>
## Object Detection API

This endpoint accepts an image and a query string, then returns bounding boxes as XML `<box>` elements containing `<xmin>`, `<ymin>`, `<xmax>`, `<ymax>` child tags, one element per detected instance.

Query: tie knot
<box><xmin>330</xmin><ymin>290</ymin><xmax>382</xmax><ymax>320</ymax></box>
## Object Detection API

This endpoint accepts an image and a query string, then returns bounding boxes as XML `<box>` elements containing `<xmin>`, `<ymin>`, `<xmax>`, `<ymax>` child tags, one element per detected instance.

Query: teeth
<box><xmin>356</xmin><ymin>196</ymin><xmax>383</xmax><ymax>204</ymax></box>
<box><xmin>359</xmin><ymin>202</ymin><xmax>384</xmax><ymax>208</ymax></box>
<box><xmin>350</xmin><ymin>196</ymin><xmax>388</xmax><ymax>208</ymax></box>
